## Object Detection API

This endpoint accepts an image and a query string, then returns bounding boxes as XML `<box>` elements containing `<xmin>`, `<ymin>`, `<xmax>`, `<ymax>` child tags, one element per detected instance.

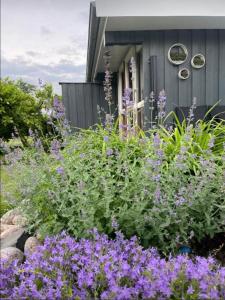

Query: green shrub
<box><xmin>0</xmin><ymin>78</ymin><xmax>64</xmax><ymax>149</ymax></box>
<box><xmin>0</xmin><ymin>78</ymin><xmax>48</xmax><ymax>145</ymax></box>
<box><xmin>3</xmin><ymin>120</ymin><xmax>225</xmax><ymax>254</ymax></box>
<box><xmin>0</xmin><ymin>168</ymin><xmax>15</xmax><ymax>216</ymax></box>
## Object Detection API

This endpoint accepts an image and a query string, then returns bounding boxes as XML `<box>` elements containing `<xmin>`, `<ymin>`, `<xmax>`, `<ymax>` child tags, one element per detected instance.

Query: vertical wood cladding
<box><xmin>141</xmin><ymin>29</ymin><xmax>225</xmax><ymax>125</ymax></box>
<box><xmin>60</xmin><ymin>83</ymin><xmax>107</xmax><ymax>129</ymax></box>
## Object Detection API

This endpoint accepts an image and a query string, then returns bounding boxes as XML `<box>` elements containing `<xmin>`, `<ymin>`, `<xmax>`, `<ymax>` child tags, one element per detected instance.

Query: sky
<box><xmin>1</xmin><ymin>0</ymin><xmax>92</xmax><ymax>94</ymax></box>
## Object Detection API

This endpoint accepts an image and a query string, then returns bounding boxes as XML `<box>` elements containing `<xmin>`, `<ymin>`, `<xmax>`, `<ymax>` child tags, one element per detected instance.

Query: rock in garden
<box><xmin>24</xmin><ymin>237</ymin><xmax>41</xmax><ymax>255</ymax></box>
<box><xmin>0</xmin><ymin>226</ymin><xmax>25</xmax><ymax>249</ymax></box>
<box><xmin>12</xmin><ymin>214</ymin><xmax>28</xmax><ymax>227</ymax></box>
<box><xmin>0</xmin><ymin>247</ymin><xmax>24</xmax><ymax>265</ymax></box>
<box><xmin>0</xmin><ymin>224</ymin><xmax>17</xmax><ymax>234</ymax></box>
<box><xmin>1</xmin><ymin>208</ymin><xmax>22</xmax><ymax>225</ymax></box>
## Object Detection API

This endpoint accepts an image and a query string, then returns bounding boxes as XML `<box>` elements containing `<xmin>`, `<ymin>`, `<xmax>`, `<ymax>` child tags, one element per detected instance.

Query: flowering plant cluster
<box><xmin>1</xmin><ymin>231</ymin><xmax>225</xmax><ymax>300</ymax></box>
<box><xmin>3</xmin><ymin>121</ymin><xmax>225</xmax><ymax>254</ymax></box>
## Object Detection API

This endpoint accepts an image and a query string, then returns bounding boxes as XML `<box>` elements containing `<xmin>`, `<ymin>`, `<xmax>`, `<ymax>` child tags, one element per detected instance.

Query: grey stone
<box><xmin>24</xmin><ymin>237</ymin><xmax>41</xmax><ymax>255</ymax></box>
<box><xmin>0</xmin><ymin>224</ymin><xmax>16</xmax><ymax>234</ymax></box>
<box><xmin>1</xmin><ymin>247</ymin><xmax>24</xmax><ymax>265</ymax></box>
<box><xmin>0</xmin><ymin>226</ymin><xmax>25</xmax><ymax>249</ymax></box>
<box><xmin>1</xmin><ymin>208</ymin><xmax>21</xmax><ymax>225</ymax></box>
<box><xmin>12</xmin><ymin>215</ymin><xmax>28</xmax><ymax>227</ymax></box>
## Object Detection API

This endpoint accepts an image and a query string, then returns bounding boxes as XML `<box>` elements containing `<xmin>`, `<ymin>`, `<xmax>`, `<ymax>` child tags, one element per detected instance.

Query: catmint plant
<box><xmin>187</xmin><ymin>97</ymin><xmax>197</xmax><ymax>125</ymax></box>
<box><xmin>103</xmin><ymin>51</ymin><xmax>113</xmax><ymax>115</ymax></box>
<box><xmin>129</xmin><ymin>56</ymin><xmax>136</xmax><ymax>81</ymax></box>
<box><xmin>157</xmin><ymin>89</ymin><xmax>167</xmax><ymax>125</ymax></box>
<box><xmin>149</xmin><ymin>91</ymin><xmax>156</xmax><ymax>128</ymax></box>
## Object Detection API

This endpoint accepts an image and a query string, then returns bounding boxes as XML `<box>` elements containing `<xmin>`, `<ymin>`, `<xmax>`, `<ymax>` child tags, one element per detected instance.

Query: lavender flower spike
<box><xmin>157</xmin><ymin>89</ymin><xmax>166</xmax><ymax>122</ymax></box>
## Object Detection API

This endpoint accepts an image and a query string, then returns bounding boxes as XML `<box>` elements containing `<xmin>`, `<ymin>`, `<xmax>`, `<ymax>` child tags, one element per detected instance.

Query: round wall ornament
<box><xmin>178</xmin><ymin>68</ymin><xmax>190</xmax><ymax>80</ymax></box>
<box><xmin>168</xmin><ymin>43</ymin><xmax>188</xmax><ymax>65</ymax></box>
<box><xmin>191</xmin><ymin>54</ymin><xmax>205</xmax><ymax>69</ymax></box>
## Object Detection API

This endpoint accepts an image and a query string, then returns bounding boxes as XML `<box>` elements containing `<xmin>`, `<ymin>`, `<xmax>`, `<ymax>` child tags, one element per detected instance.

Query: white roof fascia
<box><xmin>95</xmin><ymin>0</ymin><xmax>225</xmax><ymax>17</ymax></box>
<box><xmin>106</xmin><ymin>16</ymin><xmax>225</xmax><ymax>31</ymax></box>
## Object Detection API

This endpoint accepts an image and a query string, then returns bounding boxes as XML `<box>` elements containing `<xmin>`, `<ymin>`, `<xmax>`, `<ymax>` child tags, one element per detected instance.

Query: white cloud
<box><xmin>1</xmin><ymin>56</ymin><xmax>86</xmax><ymax>94</ymax></box>
<box><xmin>40</xmin><ymin>26</ymin><xmax>53</xmax><ymax>36</ymax></box>
<box><xmin>1</xmin><ymin>0</ymin><xmax>92</xmax><ymax>94</ymax></box>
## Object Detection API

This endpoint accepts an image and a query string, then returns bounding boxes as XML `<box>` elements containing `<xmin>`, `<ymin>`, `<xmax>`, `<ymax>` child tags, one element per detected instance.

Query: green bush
<box><xmin>0</xmin><ymin>78</ymin><xmax>48</xmax><ymax>145</ymax></box>
<box><xmin>0</xmin><ymin>78</ymin><xmax>64</xmax><ymax>149</ymax></box>
<box><xmin>0</xmin><ymin>168</ymin><xmax>15</xmax><ymax>216</ymax></box>
<box><xmin>3</xmin><ymin>119</ymin><xmax>225</xmax><ymax>254</ymax></box>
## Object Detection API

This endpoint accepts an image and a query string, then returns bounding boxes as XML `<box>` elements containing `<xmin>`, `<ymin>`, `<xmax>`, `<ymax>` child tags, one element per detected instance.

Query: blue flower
<box><xmin>106</xmin><ymin>148</ymin><xmax>113</xmax><ymax>156</ymax></box>
<box><xmin>56</xmin><ymin>167</ymin><xmax>64</xmax><ymax>175</ymax></box>
<box><xmin>103</xmin><ymin>136</ymin><xmax>109</xmax><ymax>142</ymax></box>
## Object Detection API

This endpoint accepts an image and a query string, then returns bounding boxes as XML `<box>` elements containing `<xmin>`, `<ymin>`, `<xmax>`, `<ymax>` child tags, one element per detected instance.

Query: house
<box><xmin>60</xmin><ymin>0</ymin><xmax>225</xmax><ymax>129</ymax></box>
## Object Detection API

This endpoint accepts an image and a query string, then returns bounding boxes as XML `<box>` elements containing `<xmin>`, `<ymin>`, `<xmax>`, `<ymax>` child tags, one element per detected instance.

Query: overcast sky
<box><xmin>1</xmin><ymin>0</ymin><xmax>92</xmax><ymax>94</ymax></box>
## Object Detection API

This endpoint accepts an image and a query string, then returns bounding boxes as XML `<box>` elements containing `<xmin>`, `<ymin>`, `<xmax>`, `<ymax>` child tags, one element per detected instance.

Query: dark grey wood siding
<box><xmin>60</xmin><ymin>83</ymin><xmax>108</xmax><ymax>129</ymax></box>
<box><xmin>142</xmin><ymin>30</ymin><xmax>225</xmax><ymax>120</ymax></box>
<box><xmin>106</xmin><ymin>29</ymin><xmax>225</xmax><ymax>126</ymax></box>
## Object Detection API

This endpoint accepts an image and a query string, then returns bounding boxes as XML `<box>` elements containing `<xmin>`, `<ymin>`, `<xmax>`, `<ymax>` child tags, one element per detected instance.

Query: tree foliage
<box><xmin>0</xmin><ymin>78</ymin><xmax>47</xmax><ymax>145</ymax></box>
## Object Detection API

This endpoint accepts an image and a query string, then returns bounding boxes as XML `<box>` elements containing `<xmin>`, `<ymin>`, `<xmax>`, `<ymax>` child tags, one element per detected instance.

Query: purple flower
<box><xmin>50</xmin><ymin>139</ymin><xmax>61</xmax><ymax>160</ymax></box>
<box><xmin>104</xmin><ymin>70</ymin><xmax>112</xmax><ymax>106</ymax></box>
<box><xmin>175</xmin><ymin>196</ymin><xmax>186</xmax><ymax>206</ymax></box>
<box><xmin>106</xmin><ymin>148</ymin><xmax>113</xmax><ymax>156</ymax></box>
<box><xmin>153</xmin><ymin>174</ymin><xmax>161</xmax><ymax>182</ymax></box>
<box><xmin>1</xmin><ymin>231</ymin><xmax>225</xmax><ymax>300</ymax></box>
<box><xmin>111</xmin><ymin>217</ymin><xmax>119</xmax><ymax>230</ymax></box>
<box><xmin>53</xmin><ymin>96</ymin><xmax>65</xmax><ymax>119</ymax></box>
<box><xmin>154</xmin><ymin>187</ymin><xmax>161</xmax><ymax>204</ymax></box>
<box><xmin>208</xmin><ymin>137</ymin><xmax>215</xmax><ymax>149</ymax></box>
<box><xmin>103</xmin><ymin>136</ymin><xmax>109</xmax><ymax>142</ymax></box>
<box><xmin>38</xmin><ymin>78</ymin><xmax>44</xmax><ymax>87</ymax></box>
<box><xmin>187</xmin><ymin>285</ymin><xmax>194</xmax><ymax>294</ymax></box>
<box><xmin>34</xmin><ymin>138</ymin><xmax>43</xmax><ymax>151</ymax></box>
<box><xmin>187</xmin><ymin>97</ymin><xmax>197</xmax><ymax>125</ymax></box>
<box><xmin>56</xmin><ymin>167</ymin><xmax>64</xmax><ymax>175</ymax></box>
<box><xmin>153</xmin><ymin>133</ymin><xmax>161</xmax><ymax>147</ymax></box>
<box><xmin>122</xmin><ymin>88</ymin><xmax>133</xmax><ymax>107</ymax></box>
<box><xmin>157</xmin><ymin>90</ymin><xmax>166</xmax><ymax>121</ymax></box>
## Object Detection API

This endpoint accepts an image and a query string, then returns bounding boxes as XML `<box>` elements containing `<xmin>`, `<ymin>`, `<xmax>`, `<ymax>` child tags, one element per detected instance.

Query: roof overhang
<box><xmin>96</xmin><ymin>0</ymin><xmax>225</xmax><ymax>30</ymax></box>
<box><xmin>105</xmin><ymin>16</ymin><xmax>225</xmax><ymax>31</ymax></box>
<box><xmin>87</xmin><ymin>0</ymin><xmax>225</xmax><ymax>81</ymax></box>
<box><xmin>96</xmin><ymin>0</ymin><xmax>225</xmax><ymax>31</ymax></box>
<box><xmin>96</xmin><ymin>0</ymin><xmax>225</xmax><ymax>18</ymax></box>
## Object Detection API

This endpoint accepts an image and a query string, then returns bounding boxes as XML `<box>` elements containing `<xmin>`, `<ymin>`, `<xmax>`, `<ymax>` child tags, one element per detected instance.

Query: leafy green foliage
<box><xmin>0</xmin><ymin>78</ymin><xmax>47</xmax><ymax>145</ymax></box>
<box><xmin>3</xmin><ymin>120</ymin><xmax>225</xmax><ymax>254</ymax></box>
<box><xmin>0</xmin><ymin>168</ymin><xmax>14</xmax><ymax>216</ymax></box>
<box><xmin>14</xmin><ymin>78</ymin><xmax>36</xmax><ymax>95</ymax></box>
<box><xmin>157</xmin><ymin>111</ymin><xmax>225</xmax><ymax>172</ymax></box>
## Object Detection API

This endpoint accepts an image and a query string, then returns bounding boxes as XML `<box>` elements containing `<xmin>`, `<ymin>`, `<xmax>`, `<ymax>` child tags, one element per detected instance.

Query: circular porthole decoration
<box><xmin>168</xmin><ymin>43</ymin><xmax>188</xmax><ymax>65</ymax></box>
<box><xmin>191</xmin><ymin>54</ymin><xmax>205</xmax><ymax>69</ymax></box>
<box><xmin>178</xmin><ymin>68</ymin><xmax>190</xmax><ymax>80</ymax></box>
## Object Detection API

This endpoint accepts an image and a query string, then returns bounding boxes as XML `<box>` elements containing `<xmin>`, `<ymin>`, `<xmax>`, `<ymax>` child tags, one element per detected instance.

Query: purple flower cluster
<box><xmin>122</xmin><ymin>88</ymin><xmax>133</xmax><ymax>108</ymax></box>
<box><xmin>187</xmin><ymin>97</ymin><xmax>197</xmax><ymax>125</ymax></box>
<box><xmin>50</xmin><ymin>139</ymin><xmax>62</xmax><ymax>160</ymax></box>
<box><xmin>157</xmin><ymin>89</ymin><xmax>166</xmax><ymax>122</ymax></box>
<box><xmin>53</xmin><ymin>96</ymin><xmax>65</xmax><ymax>120</ymax></box>
<box><xmin>1</xmin><ymin>231</ymin><xmax>224</xmax><ymax>300</ymax></box>
<box><xmin>103</xmin><ymin>51</ymin><xmax>113</xmax><ymax>114</ymax></box>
